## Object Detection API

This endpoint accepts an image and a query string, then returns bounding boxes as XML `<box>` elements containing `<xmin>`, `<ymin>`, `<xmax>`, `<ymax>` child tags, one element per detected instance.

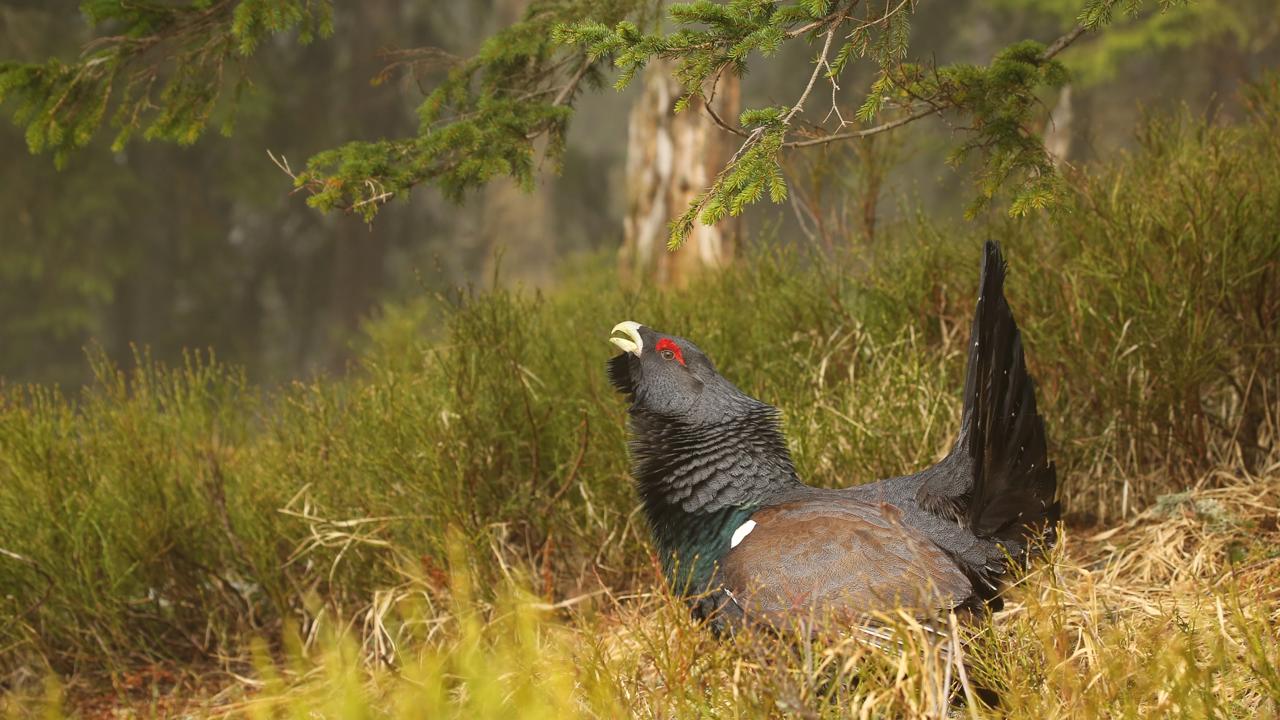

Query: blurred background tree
<box><xmin>0</xmin><ymin>1</ymin><xmax>633</xmax><ymax>383</ymax></box>
<box><xmin>621</xmin><ymin>59</ymin><xmax>740</xmax><ymax>288</ymax></box>
<box><xmin>1</xmin><ymin>0</ymin><xmax>1277</xmax><ymax>385</ymax></box>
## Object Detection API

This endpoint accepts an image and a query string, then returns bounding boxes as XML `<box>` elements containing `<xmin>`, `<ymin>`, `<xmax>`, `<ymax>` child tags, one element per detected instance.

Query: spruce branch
<box><xmin>781</xmin><ymin>11</ymin><xmax>844</xmax><ymax>126</ymax></box>
<box><xmin>784</xmin><ymin>104</ymin><xmax>941</xmax><ymax>147</ymax></box>
<box><xmin>0</xmin><ymin>0</ymin><xmax>333</xmax><ymax>165</ymax></box>
<box><xmin>291</xmin><ymin>0</ymin><xmax>650</xmax><ymax>218</ymax></box>
<box><xmin>553</xmin><ymin>0</ymin><xmax>1178</xmax><ymax>247</ymax></box>
<box><xmin>784</xmin><ymin>22</ymin><xmax>1090</xmax><ymax>149</ymax></box>
<box><xmin>641</xmin><ymin>7</ymin><xmax>1104</xmax><ymax>246</ymax></box>
<box><xmin>0</xmin><ymin>0</ymin><xmax>1176</xmax><ymax>230</ymax></box>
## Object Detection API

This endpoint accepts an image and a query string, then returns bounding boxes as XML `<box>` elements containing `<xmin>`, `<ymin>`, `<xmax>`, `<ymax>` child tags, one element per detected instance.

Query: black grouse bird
<box><xmin>606</xmin><ymin>242</ymin><xmax>1058</xmax><ymax>630</ymax></box>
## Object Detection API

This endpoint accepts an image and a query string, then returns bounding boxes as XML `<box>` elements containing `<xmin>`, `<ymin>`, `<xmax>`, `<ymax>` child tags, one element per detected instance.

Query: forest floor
<box><xmin>18</xmin><ymin>465</ymin><xmax>1280</xmax><ymax>719</ymax></box>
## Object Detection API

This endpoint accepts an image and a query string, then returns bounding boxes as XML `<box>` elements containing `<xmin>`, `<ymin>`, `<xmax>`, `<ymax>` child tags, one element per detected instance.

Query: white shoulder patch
<box><xmin>730</xmin><ymin>519</ymin><xmax>757</xmax><ymax>548</ymax></box>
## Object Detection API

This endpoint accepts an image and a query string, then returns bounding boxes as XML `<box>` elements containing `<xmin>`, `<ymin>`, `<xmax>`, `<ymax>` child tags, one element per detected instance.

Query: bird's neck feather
<box><xmin>628</xmin><ymin>402</ymin><xmax>802</xmax><ymax>593</ymax></box>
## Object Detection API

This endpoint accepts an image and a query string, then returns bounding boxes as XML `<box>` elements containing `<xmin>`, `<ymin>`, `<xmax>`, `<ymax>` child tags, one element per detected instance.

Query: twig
<box><xmin>704</xmin><ymin>94</ymin><xmax>749</xmax><ymax>138</ymax></box>
<box><xmin>784</xmin><ymin>104</ymin><xmax>941</xmax><ymax>147</ymax></box>
<box><xmin>685</xmin><ymin>8</ymin><xmax>848</xmax><ymax>227</ymax></box>
<box><xmin>782</xmin><ymin>17</ymin><xmax>842</xmax><ymax>126</ymax></box>
<box><xmin>551</xmin><ymin>55</ymin><xmax>594</xmax><ymax>107</ymax></box>
<box><xmin>682</xmin><ymin>10</ymin><xmax>1091</xmax><ymax>244</ymax></box>
<box><xmin>1041</xmin><ymin>24</ymin><xmax>1088</xmax><ymax>61</ymax></box>
<box><xmin>785</xmin><ymin>6</ymin><xmax>848</xmax><ymax>39</ymax></box>
<box><xmin>779</xmin><ymin>23</ymin><xmax>1089</xmax><ymax>149</ymax></box>
<box><xmin>786</xmin><ymin>172</ymin><xmax>823</xmax><ymax>247</ymax></box>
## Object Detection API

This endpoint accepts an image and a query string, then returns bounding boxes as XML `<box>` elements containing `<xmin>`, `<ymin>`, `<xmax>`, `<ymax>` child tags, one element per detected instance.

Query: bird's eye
<box><xmin>655</xmin><ymin>337</ymin><xmax>686</xmax><ymax>365</ymax></box>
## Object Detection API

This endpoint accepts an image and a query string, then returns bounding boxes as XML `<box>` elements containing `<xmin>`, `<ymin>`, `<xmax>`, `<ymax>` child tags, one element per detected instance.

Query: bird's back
<box><xmin>718</xmin><ymin>490</ymin><xmax>974</xmax><ymax>623</ymax></box>
<box><xmin>715</xmin><ymin>242</ymin><xmax>1058</xmax><ymax>622</ymax></box>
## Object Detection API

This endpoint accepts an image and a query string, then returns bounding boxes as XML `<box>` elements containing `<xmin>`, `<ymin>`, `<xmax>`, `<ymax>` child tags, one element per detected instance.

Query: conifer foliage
<box><xmin>0</xmin><ymin>1</ymin><xmax>333</xmax><ymax>166</ymax></box>
<box><xmin>1</xmin><ymin>1</ymin><xmax>1184</xmax><ymax>234</ymax></box>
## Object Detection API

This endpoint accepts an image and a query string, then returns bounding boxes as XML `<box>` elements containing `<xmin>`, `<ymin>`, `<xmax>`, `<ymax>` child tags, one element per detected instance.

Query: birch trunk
<box><xmin>621</xmin><ymin>61</ymin><xmax>740</xmax><ymax>287</ymax></box>
<box><xmin>1044</xmin><ymin>85</ymin><xmax>1073</xmax><ymax>168</ymax></box>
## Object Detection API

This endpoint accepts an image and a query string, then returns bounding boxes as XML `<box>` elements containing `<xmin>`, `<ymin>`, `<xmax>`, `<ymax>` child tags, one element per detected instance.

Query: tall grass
<box><xmin>864</xmin><ymin>77</ymin><xmax>1280</xmax><ymax>519</ymax></box>
<box><xmin>1</xmin><ymin>80</ymin><xmax>1279</xmax><ymax>717</ymax></box>
<box><xmin>10</xmin><ymin>475</ymin><xmax>1278</xmax><ymax>717</ymax></box>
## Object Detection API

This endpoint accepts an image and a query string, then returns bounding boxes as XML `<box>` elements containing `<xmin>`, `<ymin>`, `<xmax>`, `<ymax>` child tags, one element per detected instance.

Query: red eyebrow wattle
<box><xmin>655</xmin><ymin>338</ymin><xmax>685</xmax><ymax>365</ymax></box>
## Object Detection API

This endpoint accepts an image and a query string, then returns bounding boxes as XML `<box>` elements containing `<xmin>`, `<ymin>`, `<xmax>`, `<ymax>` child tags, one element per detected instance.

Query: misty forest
<box><xmin>1</xmin><ymin>1</ymin><xmax>1279</xmax><ymax>717</ymax></box>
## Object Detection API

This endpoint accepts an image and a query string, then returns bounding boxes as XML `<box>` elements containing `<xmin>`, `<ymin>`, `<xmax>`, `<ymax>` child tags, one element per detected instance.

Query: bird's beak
<box><xmin>609</xmin><ymin>321</ymin><xmax>643</xmax><ymax>357</ymax></box>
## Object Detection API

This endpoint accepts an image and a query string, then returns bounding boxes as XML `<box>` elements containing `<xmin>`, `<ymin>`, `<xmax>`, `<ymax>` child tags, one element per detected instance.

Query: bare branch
<box><xmin>777</xmin><ymin>23</ymin><xmax>1089</xmax><ymax>150</ymax></box>
<box><xmin>784</xmin><ymin>104</ymin><xmax>941</xmax><ymax>148</ymax></box>
<box><xmin>551</xmin><ymin>55</ymin><xmax>593</xmax><ymax>107</ymax></box>
<box><xmin>703</xmin><ymin>12</ymin><xmax>845</xmax><ymax>179</ymax></box>
<box><xmin>704</xmin><ymin>95</ymin><xmax>749</xmax><ymax>138</ymax></box>
<box><xmin>783</xmin><ymin>14</ymin><xmax>843</xmax><ymax>126</ymax></box>
<box><xmin>674</xmin><ymin>6</ymin><xmax>1090</xmax><ymax>245</ymax></box>
<box><xmin>701</xmin><ymin>64</ymin><xmax>750</xmax><ymax>138</ymax></box>
<box><xmin>1041</xmin><ymin>24</ymin><xmax>1088</xmax><ymax>61</ymax></box>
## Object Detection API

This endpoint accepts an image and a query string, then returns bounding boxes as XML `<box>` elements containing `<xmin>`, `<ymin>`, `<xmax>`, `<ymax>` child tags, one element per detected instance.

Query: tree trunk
<box><xmin>621</xmin><ymin>61</ymin><xmax>740</xmax><ymax>287</ymax></box>
<box><xmin>1044</xmin><ymin>85</ymin><xmax>1073</xmax><ymax>168</ymax></box>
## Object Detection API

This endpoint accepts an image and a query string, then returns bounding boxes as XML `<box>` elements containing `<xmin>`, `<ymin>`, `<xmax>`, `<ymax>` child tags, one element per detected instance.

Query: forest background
<box><xmin>2</xmin><ymin>1</ymin><xmax>1279</xmax><ymax>717</ymax></box>
<box><xmin>3</xmin><ymin>0</ymin><xmax>1274</xmax><ymax>387</ymax></box>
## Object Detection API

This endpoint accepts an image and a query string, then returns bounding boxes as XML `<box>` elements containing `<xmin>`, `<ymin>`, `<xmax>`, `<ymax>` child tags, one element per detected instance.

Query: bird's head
<box><xmin>606</xmin><ymin>321</ymin><xmax>800</xmax><ymax>578</ymax></box>
<box><xmin>607</xmin><ymin>321</ymin><xmax>755</xmax><ymax>424</ymax></box>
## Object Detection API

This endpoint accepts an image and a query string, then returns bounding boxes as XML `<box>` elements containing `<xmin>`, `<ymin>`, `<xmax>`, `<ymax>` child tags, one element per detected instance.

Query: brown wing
<box><xmin>718</xmin><ymin>499</ymin><xmax>971</xmax><ymax>625</ymax></box>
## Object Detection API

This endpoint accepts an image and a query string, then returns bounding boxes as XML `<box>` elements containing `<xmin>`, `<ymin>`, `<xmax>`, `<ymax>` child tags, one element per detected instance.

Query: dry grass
<box><xmin>10</xmin><ymin>465</ymin><xmax>1274</xmax><ymax>718</ymax></box>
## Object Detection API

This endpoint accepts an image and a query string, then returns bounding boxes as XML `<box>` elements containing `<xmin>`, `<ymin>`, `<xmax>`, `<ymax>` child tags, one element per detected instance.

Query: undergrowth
<box><xmin>1</xmin><ymin>78</ymin><xmax>1279</xmax><ymax>718</ymax></box>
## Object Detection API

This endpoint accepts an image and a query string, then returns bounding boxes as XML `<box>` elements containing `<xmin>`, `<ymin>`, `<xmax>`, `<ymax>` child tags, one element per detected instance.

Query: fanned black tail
<box><xmin>918</xmin><ymin>242</ymin><xmax>1059</xmax><ymax>560</ymax></box>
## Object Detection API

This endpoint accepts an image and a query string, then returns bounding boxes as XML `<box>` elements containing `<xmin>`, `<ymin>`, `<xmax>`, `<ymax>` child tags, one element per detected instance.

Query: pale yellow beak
<box><xmin>609</xmin><ymin>321</ymin><xmax>643</xmax><ymax>357</ymax></box>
